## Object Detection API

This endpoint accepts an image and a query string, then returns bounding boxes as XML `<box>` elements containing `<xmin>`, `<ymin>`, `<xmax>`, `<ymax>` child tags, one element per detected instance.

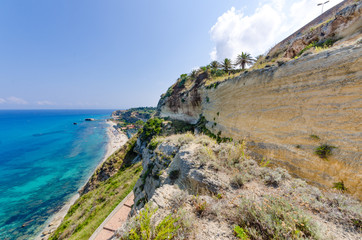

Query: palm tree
<box><xmin>235</xmin><ymin>52</ymin><xmax>255</xmax><ymax>70</ymax></box>
<box><xmin>220</xmin><ymin>58</ymin><xmax>232</xmax><ymax>72</ymax></box>
<box><xmin>210</xmin><ymin>60</ymin><xmax>220</xmax><ymax>69</ymax></box>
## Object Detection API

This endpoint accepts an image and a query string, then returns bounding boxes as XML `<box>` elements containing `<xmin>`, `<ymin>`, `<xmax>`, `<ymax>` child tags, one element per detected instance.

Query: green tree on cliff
<box><xmin>210</xmin><ymin>60</ymin><xmax>220</xmax><ymax>70</ymax></box>
<box><xmin>220</xmin><ymin>58</ymin><xmax>232</xmax><ymax>72</ymax></box>
<box><xmin>235</xmin><ymin>52</ymin><xmax>255</xmax><ymax>70</ymax></box>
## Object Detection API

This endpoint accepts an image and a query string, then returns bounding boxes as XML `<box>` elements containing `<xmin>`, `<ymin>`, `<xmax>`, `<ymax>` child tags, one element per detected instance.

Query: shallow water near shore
<box><xmin>0</xmin><ymin>109</ymin><xmax>113</xmax><ymax>240</ymax></box>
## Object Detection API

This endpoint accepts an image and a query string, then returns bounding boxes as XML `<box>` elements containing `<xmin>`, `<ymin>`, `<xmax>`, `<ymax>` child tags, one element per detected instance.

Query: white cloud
<box><xmin>0</xmin><ymin>98</ymin><xmax>6</xmax><ymax>104</ymax></box>
<box><xmin>7</xmin><ymin>96</ymin><xmax>28</xmax><ymax>105</ymax></box>
<box><xmin>37</xmin><ymin>100</ymin><xmax>54</xmax><ymax>106</ymax></box>
<box><xmin>210</xmin><ymin>0</ymin><xmax>344</xmax><ymax>61</ymax></box>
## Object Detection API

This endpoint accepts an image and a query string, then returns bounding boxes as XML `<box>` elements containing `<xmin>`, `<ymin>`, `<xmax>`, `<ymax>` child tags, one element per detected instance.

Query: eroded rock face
<box><xmin>285</xmin><ymin>1</ymin><xmax>362</xmax><ymax>58</ymax></box>
<box><xmin>132</xmin><ymin>139</ymin><xmax>230</xmax><ymax>214</ymax></box>
<box><xmin>158</xmin><ymin>44</ymin><xmax>362</xmax><ymax>199</ymax></box>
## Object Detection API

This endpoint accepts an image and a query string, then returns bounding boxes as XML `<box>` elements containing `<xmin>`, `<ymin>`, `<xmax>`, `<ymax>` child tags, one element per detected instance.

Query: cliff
<box><xmin>158</xmin><ymin>2</ymin><xmax>362</xmax><ymax>199</ymax></box>
<box><xmin>268</xmin><ymin>0</ymin><xmax>359</xmax><ymax>59</ymax></box>
<box><xmin>50</xmin><ymin>2</ymin><xmax>362</xmax><ymax>239</ymax></box>
<box><xmin>113</xmin><ymin>131</ymin><xmax>362</xmax><ymax>239</ymax></box>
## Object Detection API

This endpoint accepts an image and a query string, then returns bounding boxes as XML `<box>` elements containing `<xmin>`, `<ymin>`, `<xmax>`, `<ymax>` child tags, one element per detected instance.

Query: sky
<box><xmin>0</xmin><ymin>0</ymin><xmax>343</xmax><ymax>109</ymax></box>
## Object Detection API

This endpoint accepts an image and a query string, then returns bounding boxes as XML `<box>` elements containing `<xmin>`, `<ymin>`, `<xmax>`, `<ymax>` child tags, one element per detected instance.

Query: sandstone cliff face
<box><xmin>159</xmin><ymin>43</ymin><xmax>362</xmax><ymax>199</ymax></box>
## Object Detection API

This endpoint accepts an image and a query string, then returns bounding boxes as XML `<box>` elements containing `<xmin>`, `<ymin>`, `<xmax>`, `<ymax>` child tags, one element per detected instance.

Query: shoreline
<box><xmin>36</xmin><ymin>120</ymin><xmax>128</xmax><ymax>240</ymax></box>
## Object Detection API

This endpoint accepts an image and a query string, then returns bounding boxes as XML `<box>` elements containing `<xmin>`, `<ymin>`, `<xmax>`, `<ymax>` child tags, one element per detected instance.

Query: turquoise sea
<box><xmin>0</xmin><ymin>109</ymin><xmax>113</xmax><ymax>240</ymax></box>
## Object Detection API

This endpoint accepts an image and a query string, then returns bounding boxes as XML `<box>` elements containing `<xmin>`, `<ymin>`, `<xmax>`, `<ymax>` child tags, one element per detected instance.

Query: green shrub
<box><xmin>320</xmin><ymin>38</ymin><xmax>338</xmax><ymax>47</ymax></box>
<box><xmin>211</xmin><ymin>69</ymin><xmax>225</xmax><ymax>77</ymax></box>
<box><xmin>310</xmin><ymin>134</ymin><xmax>320</xmax><ymax>140</ymax></box>
<box><xmin>120</xmin><ymin>204</ymin><xmax>189</xmax><ymax>240</ymax></box>
<box><xmin>333</xmin><ymin>181</ymin><xmax>347</xmax><ymax>191</ymax></box>
<box><xmin>162</xmin><ymin>86</ymin><xmax>174</xmax><ymax>99</ymax></box>
<box><xmin>298</xmin><ymin>38</ymin><xmax>338</xmax><ymax>57</ymax></box>
<box><xmin>200</xmin><ymin>66</ymin><xmax>207</xmax><ymax>72</ymax></box>
<box><xmin>170</xmin><ymin>120</ymin><xmax>194</xmax><ymax>133</ymax></box>
<box><xmin>153</xmin><ymin>214</ymin><xmax>180</xmax><ymax>239</ymax></box>
<box><xmin>230</xmin><ymin>175</ymin><xmax>245</xmax><ymax>188</ymax></box>
<box><xmin>216</xmin><ymin>193</ymin><xmax>223</xmax><ymax>199</ymax></box>
<box><xmin>237</xmin><ymin>196</ymin><xmax>320</xmax><ymax>239</ymax></box>
<box><xmin>298</xmin><ymin>42</ymin><xmax>316</xmax><ymax>56</ymax></box>
<box><xmin>206</xmin><ymin>82</ymin><xmax>221</xmax><ymax>89</ymax></box>
<box><xmin>177</xmin><ymin>74</ymin><xmax>188</xmax><ymax>88</ymax></box>
<box><xmin>180</xmin><ymin>73</ymin><xmax>188</xmax><ymax>79</ymax></box>
<box><xmin>259</xmin><ymin>157</ymin><xmax>270</xmax><ymax>167</ymax></box>
<box><xmin>169</xmin><ymin>170</ymin><xmax>180</xmax><ymax>180</ymax></box>
<box><xmin>177</xmin><ymin>78</ymin><xmax>186</xmax><ymax>88</ymax></box>
<box><xmin>148</xmin><ymin>138</ymin><xmax>160</xmax><ymax>151</ymax></box>
<box><xmin>192</xmin><ymin>197</ymin><xmax>207</xmax><ymax>217</ymax></box>
<box><xmin>125</xmin><ymin>204</ymin><xmax>155</xmax><ymax>239</ymax></box>
<box><xmin>234</xmin><ymin>225</ymin><xmax>249</xmax><ymax>240</ymax></box>
<box><xmin>315</xmin><ymin>144</ymin><xmax>336</xmax><ymax>159</ymax></box>
<box><xmin>140</xmin><ymin>118</ymin><xmax>163</xmax><ymax>141</ymax></box>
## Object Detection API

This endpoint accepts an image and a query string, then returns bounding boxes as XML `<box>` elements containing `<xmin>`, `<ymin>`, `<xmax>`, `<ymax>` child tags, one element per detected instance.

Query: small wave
<box><xmin>32</xmin><ymin>130</ymin><xmax>64</xmax><ymax>137</ymax></box>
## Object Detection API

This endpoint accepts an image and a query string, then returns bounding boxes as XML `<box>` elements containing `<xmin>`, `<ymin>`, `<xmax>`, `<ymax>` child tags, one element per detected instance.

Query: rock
<box><xmin>284</xmin><ymin>1</ymin><xmax>361</xmax><ymax>58</ymax></box>
<box><xmin>41</xmin><ymin>230</ymin><xmax>51</xmax><ymax>236</ymax></box>
<box><xmin>158</xmin><ymin>44</ymin><xmax>362</xmax><ymax>200</ymax></box>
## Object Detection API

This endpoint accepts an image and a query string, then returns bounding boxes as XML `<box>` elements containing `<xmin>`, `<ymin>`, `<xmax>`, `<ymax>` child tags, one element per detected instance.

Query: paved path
<box><xmin>89</xmin><ymin>192</ymin><xmax>134</xmax><ymax>240</ymax></box>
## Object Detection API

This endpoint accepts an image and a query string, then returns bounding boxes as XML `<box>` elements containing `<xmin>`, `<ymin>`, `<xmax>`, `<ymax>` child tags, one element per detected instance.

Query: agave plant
<box><xmin>235</xmin><ymin>52</ymin><xmax>256</xmax><ymax>70</ymax></box>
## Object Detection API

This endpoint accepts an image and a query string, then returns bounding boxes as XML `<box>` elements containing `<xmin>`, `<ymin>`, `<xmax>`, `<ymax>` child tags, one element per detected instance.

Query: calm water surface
<box><xmin>0</xmin><ymin>110</ymin><xmax>113</xmax><ymax>239</ymax></box>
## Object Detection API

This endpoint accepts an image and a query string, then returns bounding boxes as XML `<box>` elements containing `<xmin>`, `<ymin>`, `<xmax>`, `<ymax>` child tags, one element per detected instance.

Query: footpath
<box><xmin>89</xmin><ymin>192</ymin><xmax>134</xmax><ymax>240</ymax></box>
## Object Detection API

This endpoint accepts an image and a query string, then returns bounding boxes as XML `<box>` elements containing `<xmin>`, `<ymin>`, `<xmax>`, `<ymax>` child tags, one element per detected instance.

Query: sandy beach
<box><xmin>36</xmin><ymin>120</ymin><xmax>128</xmax><ymax>240</ymax></box>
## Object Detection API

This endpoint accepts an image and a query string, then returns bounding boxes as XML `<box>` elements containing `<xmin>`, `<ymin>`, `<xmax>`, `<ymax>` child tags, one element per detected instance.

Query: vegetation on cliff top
<box><xmin>160</xmin><ymin>52</ymin><xmax>256</xmax><ymax>100</ymax></box>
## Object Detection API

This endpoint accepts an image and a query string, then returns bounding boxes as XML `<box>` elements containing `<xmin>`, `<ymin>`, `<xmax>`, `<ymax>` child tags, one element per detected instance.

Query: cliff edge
<box><xmin>158</xmin><ymin>2</ymin><xmax>362</xmax><ymax>199</ymax></box>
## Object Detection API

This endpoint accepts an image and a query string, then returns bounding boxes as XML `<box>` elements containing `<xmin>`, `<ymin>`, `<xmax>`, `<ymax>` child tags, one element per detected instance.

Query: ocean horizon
<box><xmin>0</xmin><ymin>109</ymin><xmax>114</xmax><ymax>240</ymax></box>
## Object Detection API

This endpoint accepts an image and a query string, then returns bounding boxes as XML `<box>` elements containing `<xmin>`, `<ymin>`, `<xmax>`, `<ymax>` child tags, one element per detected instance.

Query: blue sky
<box><xmin>0</xmin><ymin>0</ymin><xmax>342</xmax><ymax>109</ymax></box>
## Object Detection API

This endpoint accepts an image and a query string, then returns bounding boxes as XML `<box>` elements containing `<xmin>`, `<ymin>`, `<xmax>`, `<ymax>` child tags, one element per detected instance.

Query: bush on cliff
<box><xmin>236</xmin><ymin>196</ymin><xmax>320</xmax><ymax>239</ymax></box>
<box><xmin>118</xmin><ymin>204</ymin><xmax>191</xmax><ymax>240</ymax></box>
<box><xmin>140</xmin><ymin>118</ymin><xmax>163</xmax><ymax>141</ymax></box>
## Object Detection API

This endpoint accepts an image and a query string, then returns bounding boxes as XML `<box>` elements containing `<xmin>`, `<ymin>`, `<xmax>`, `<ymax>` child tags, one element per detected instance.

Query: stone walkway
<box><xmin>89</xmin><ymin>192</ymin><xmax>134</xmax><ymax>240</ymax></box>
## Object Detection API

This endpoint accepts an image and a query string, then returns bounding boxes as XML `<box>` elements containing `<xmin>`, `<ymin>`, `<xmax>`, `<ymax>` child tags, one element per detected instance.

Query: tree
<box><xmin>235</xmin><ymin>52</ymin><xmax>256</xmax><ymax>70</ymax></box>
<box><xmin>210</xmin><ymin>60</ymin><xmax>220</xmax><ymax>69</ymax></box>
<box><xmin>220</xmin><ymin>58</ymin><xmax>232</xmax><ymax>72</ymax></box>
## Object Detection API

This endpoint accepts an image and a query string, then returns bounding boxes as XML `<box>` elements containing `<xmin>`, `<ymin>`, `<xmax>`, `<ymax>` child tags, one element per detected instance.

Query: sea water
<box><xmin>0</xmin><ymin>109</ymin><xmax>113</xmax><ymax>239</ymax></box>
